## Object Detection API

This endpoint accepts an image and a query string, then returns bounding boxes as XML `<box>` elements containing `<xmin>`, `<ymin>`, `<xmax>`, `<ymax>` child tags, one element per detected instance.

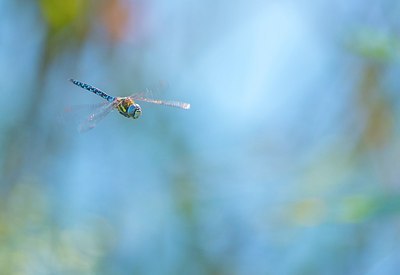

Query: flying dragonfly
<box><xmin>69</xmin><ymin>79</ymin><xmax>190</xmax><ymax>132</ymax></box>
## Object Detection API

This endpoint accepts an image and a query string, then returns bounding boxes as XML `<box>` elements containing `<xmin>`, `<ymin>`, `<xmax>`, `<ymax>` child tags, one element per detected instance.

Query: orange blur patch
<box><xmin>100</xmin><ymin>0</ymin><xmax>130</xmax><ymax>42</ymax></box>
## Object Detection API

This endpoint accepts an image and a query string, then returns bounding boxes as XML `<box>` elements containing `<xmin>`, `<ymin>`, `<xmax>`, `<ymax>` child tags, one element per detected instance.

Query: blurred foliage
<box><xmin>39</xmin><ymin>0</ymin><xmax>86</xmax><ymax>32</ymax></box>
<box><xmin>356</xmin><ymin>64</ymin><xmax>394</xmax><ymax>151</ymax></box>
<box><xmin>0</xmin><ymin>181</ymin><xmax>112</xmax><ymax>274</ymax></box>
<box><xmin>341</xmin><ymin>194</ymin><xmax>400</xmax><ymax>223</ymax></box>
<box><xmin>349</xmin><ymin>28</ymin><xmax>400</xmax><ymax>62</ymax></box>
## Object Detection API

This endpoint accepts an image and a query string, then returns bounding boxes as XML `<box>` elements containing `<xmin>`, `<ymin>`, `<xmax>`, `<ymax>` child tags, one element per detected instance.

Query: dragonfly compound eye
<box><xmin>128</xmin><ymin>104</ymin><xmax>142</xmax><ymax>119</ymax></box>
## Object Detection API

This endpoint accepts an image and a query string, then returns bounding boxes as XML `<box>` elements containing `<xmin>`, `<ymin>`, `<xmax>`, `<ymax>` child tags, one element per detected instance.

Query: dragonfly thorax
<box><xmin>116</xmin><ymin>97</ymin><xmax>142</xmax><ymax>119</ymax></box>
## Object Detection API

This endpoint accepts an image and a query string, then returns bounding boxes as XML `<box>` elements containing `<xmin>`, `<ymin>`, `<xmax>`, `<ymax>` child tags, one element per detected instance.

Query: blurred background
<box><xmin>1</xmin><ymin>0</ymin><xmax>400</xmax><ymax>274</ymax></box>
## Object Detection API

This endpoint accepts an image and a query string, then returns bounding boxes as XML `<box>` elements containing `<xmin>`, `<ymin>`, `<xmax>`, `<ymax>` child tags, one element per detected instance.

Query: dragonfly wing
<box><xmin>59</xmin><ymin>102</ymin><xmax>109</xmax><ymax>128</ymax></box>
<box><xmin>78</xmin><ymin>101</ymin><xmax>116</xmax><ymax>132</ymax></box>
<box><xmin>131</xmin><ymin>95</ymin><xmax>190</xmax><ymax>110</ymax></box>
<box><xmin>63</xmin><ymin>102</ymin><xmax>110</xmax><ymax>116</ymax></box>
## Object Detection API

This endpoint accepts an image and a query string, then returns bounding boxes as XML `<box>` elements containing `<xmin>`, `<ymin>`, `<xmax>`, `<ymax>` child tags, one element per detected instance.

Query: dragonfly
<box><xmin>68</xmin><ymin>79</ymin><xmax>190</xmax><ymax>132</ymax></box>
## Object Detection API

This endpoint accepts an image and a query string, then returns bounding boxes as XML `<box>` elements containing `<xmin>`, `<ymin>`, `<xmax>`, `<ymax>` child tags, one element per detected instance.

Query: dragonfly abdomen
<box><xmin>70</xmin><ymin>79</ymin><xmax>116</xmax><ymax>102</ymax></box>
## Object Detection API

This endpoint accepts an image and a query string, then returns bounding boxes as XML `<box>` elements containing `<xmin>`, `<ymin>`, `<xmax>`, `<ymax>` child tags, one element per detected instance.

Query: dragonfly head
<box><xmin>127</xmin><ymin>104</ymin><xmax>142</xmax><ymax>119</ymax></box>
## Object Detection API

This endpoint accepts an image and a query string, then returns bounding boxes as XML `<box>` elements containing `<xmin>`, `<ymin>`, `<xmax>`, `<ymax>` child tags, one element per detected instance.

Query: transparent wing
<box><xmin>130</xmin><ymin>94</ymin><xmax>190</xmax><ymax>110</ymax></box>
<box><xmin>59</xmin><ymin>102</ymin><xmax>109</xmax><ymax>129</ymax></box>
<box><xmin>63</xmin><ymin>102</ymin><xmax>110</xmax><ymax>116</ymax></box>
<box><xmin>78</xmin><ymin>101</ymin><xmax>117</xmax><ymax>132</ymax></box>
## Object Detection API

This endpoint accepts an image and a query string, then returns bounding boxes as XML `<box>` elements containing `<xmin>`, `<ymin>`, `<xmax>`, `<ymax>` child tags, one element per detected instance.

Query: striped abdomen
<box><xmin>70</xmin><ymin>79</ymin><xmax>116</xmax><ymax>102</ymax></box>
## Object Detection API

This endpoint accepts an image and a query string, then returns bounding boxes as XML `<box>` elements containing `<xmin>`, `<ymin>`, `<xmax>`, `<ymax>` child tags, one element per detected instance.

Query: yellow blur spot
<box><xmin>289</xmin><ymin>198</ymin><xmax>325</xmax><ymax>226</ymax></box>
<box><xmin>39</xmin><ymin>0</ymin><xmax>85</xmax><ymax>30</ymax></box>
